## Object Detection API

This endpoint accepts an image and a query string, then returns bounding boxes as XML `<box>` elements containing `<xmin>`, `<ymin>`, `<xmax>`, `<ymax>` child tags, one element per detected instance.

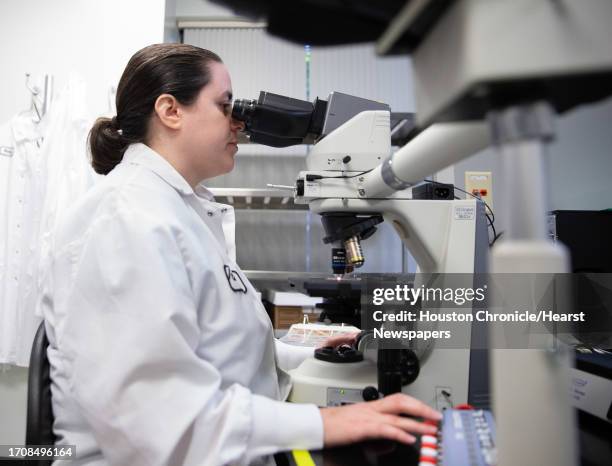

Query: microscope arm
<box><xmin>358</xmin><ymin>121</ymin><xmax>490</xmax><ymax>198</ymax></box>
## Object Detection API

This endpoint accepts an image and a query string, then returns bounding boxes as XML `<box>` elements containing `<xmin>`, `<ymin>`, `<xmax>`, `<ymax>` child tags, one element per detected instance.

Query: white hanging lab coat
<box><xmin>37</xmin><ymin>75</ymin><xmax>100</xmax><ymax>266</ymax></box>
<box><xmin>1</xmin><ymin>75</ymin><xmax>99</xmax><ymax>367</ymax></box>
<box><xmin>0</xmin><ymin>112</ymin><xmax>45</xmax><ymax>366</ymax></box>
<box><xmin>40</xmin><ymin>143</ymin><xmax>323</xmax><ymax>466</ymax></box>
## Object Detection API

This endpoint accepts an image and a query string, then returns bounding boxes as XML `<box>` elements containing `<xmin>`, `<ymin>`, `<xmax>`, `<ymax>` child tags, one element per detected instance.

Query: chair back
<box><xmin>25</xmin><ymin>321</ymin><xmax>55</xmax><ymax>466</ymax></box>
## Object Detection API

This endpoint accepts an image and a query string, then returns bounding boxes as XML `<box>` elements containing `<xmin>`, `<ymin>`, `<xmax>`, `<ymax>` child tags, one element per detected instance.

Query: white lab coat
<box><xmin>40</xmin><ymin>143</ymin><xmax>323</xmax><ymax>466</ymax></box>
<box><xmin>1</xmin><ymin>76</ymin><xmax>99</xmax><ymax>367</ymax></box>
<box><xmin>36</xmin><ymin>76</ymin><xmax>100</xmax><ymax>271</ymax></box>
<box><xmin>0</xmin><ymin>112</ymin><xmax>45</xmax><ymax>366</ymax></box>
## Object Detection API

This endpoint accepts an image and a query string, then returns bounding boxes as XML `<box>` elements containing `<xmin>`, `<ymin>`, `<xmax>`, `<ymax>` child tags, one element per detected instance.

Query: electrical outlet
<box><xmin>435</xmin><ymin>386</ymin><xmax>453</xmax><ymax>411</ymax></box>
<box><xmin>465</xmin><ymin>171</ymin><xmax>493</xmax><ymax>209</ymax></box>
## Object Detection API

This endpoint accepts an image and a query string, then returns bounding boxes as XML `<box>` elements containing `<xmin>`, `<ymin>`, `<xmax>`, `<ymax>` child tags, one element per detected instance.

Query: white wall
<box><xmin>0</xmin><ymin>0</ymin><xmax>165</xmax><ymax>445</ymax></box>
<box><xmin>0</xmin><ymin>0</ymin><xmax>165</xmax><ymax>123</ymax></box>
<box><xmin>165</xmin><ymin>0</ymin><xmax>180</xmax><ymax>43</ymax></box>
<box><xmin>549</xmin><ymin>96</ymin><xmax>612</xmax><ymax>211</ymax></box>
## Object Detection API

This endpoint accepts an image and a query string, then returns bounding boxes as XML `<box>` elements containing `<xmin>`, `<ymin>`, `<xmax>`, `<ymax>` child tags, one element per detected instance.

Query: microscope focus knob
<box><xmin>400</xmin><ymin>349</ymin><xmax>420</xmax><ymax>386</ymax></box>
<box><xmin>362</xmin><ymin>386</ymin><xmax>380</xmax><ymax>402</ymax></box>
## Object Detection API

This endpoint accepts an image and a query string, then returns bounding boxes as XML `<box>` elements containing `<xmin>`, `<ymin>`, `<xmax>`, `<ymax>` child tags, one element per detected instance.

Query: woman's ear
<box><xmin>153</xmin><ymin>94</ymin><xmax>181</xmax><ymax>130</ymax></box>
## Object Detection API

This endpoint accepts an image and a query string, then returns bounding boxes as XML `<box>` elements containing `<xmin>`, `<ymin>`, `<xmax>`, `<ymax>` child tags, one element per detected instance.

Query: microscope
<box><xmin>224</xmin><ymin>1</ymin><xmax>612</xmax><ymax>464</ymax></box>
<box><xmin>232</xmin><ymin>90</ymin><xmax>491</xmax><ymax>409</ymax></box>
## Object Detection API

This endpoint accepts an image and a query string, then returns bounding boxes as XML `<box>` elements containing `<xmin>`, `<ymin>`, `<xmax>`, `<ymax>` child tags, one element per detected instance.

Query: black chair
<box><xmin>25</xmin><ymin>321</ymin><xmax>55</xmax><ymax>466</ymax></box>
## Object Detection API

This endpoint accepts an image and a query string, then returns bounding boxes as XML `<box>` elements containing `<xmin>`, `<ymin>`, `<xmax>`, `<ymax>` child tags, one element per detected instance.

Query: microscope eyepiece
<box><xmin>231</xmin><ymin>99</ymin><xmax>257</xmax><ymax>124</ymax></box>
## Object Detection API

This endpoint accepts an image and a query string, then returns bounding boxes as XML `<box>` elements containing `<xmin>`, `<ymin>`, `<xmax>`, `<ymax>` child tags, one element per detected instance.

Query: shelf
<box><xmin>244</xmin><ymin>270</ymin><xmax>335</xmax><ymax>292</ymax></box>
<box><xmin>210</xmin><ymin>188</ymin><xmax>308</xmax><ymax>210</ymax></box>
<box><xmin>244</xmin><ymin>270</ymin><xmax>330</xmax><ymax>281</ymax></box>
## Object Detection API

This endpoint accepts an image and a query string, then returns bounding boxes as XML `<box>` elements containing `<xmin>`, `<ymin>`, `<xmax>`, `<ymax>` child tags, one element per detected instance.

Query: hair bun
<box><xmin>88</xmin><ymin>116</ymin><xmax>129</xmax><ymax>175</ymax></box>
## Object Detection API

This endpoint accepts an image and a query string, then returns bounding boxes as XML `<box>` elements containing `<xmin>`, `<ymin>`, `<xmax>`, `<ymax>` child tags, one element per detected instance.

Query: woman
<box><xmin>41</xmin><ymin>43</ymin><xmax>440</xmax><ymax>466</ymax></box>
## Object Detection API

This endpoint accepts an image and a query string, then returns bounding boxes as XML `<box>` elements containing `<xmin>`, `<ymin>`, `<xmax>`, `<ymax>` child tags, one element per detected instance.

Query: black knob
<box><xmin>400</xmin><ymin>349</ymin><xmax>420</xmax><ymax>386</ymax></box>
<box><xmin>342</xmin><ymin>155</ymin><xmax>351</xmax><ymax>164</ymax></box>
<box><xmin>362</xmin><ymin>386</ymin><xmax>380</xmax><ymax>402</ymax></box>
<box><xmin>314</xmin><ymin>346</ymin><xmax>363</xmax><ymax>363</ymax></box>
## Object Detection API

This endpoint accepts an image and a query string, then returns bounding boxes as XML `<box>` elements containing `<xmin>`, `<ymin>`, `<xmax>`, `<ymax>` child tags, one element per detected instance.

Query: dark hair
<box><xmin>89</xmin><ymin>43</ymin><xmax>222</xmax><ymax>175</ymax></box>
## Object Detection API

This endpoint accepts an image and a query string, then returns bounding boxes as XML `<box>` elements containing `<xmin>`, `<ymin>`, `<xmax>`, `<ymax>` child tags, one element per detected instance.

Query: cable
<box><xmin>486</xmin><ymin>213</ymin><xmax>498</xmax><ymax>247</ymax></box>
<box><xmin>306</xmin><ymin>169</ymin><xmax>373</xmax><ymax>182</ymax></box>
<box><xmin>490</xmin><ymin>230</ymin><xmax>504</xmax><ymax>246</ymax></box>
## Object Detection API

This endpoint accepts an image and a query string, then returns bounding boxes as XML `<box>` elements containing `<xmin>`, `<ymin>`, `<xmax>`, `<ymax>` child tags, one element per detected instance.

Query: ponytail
<box><xmin>88</xmin><ymin>116</ymin><xmax>129</xmax><ymax>175</ymax></box>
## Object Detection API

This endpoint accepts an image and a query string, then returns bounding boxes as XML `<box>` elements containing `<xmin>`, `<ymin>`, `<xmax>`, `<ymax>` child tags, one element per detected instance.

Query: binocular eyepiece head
<box><xmin>228</xmin><ymin>92</ymin><xmax>322</xmax><ymax>147</ymax></box>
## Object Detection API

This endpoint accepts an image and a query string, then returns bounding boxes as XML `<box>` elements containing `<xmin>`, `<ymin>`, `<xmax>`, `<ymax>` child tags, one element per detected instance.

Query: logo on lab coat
<box><xmin>0</xmin><ymin>146</ymin><xmax>15</xmax><ymax>157</ymax></box>
<box><xmin>224</xmin><ymin>265</ymin><xmax>248</xmax><ymax>293</ymax></box>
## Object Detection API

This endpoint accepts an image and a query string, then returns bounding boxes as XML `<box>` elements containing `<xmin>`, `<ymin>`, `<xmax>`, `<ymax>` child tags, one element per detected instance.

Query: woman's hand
<box><xmin>319</xmin><ymin>393</ymin><xmax>441</xmax><ymax>447</ymax></box>
<box><xmin>319</xmin><ymin>332</ymin><xmax>360</xmax><ymax>349</ymax></box>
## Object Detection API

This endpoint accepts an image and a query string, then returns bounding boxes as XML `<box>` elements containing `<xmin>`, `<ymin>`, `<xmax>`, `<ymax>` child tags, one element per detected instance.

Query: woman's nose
<box><xmin>230</xmin><ymin>118</ymin><xmax>245</xmax><ymax>132</ymax></box>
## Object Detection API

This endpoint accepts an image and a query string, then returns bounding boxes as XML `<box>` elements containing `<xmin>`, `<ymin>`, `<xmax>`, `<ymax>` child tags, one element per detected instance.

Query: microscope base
<box><xmin>288</xmin><ymin>348</ymin><xmax>476</xmax><ymax>411</ymax></box>
<box><xmin>288</xmin><ymin>358</ymin><xmax>377</xmax><ymax>407</ymax></box>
